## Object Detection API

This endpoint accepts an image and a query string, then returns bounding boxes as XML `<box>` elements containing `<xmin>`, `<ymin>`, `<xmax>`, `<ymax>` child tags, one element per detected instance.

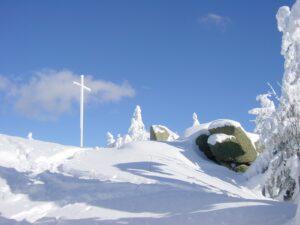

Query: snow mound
<box><xmin>184</xmin><ymin>122</ymin><xmax>210</xmax><ymax>138</ymax></box>
<box><xmin>208</xmin><ymin>119</ymin><xmax>241</xmax><ymax>130</ymax></box>
<box><xmin>0</xmin><ymin>134</ymin><xmax>296</xmax><ymax>225</ymax></box>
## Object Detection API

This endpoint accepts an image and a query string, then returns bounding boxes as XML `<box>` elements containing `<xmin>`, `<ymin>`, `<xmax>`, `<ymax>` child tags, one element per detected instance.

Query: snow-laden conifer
<box><xmin>27</xmin><ymin>132</ymin><xmax>33</xmax><ymax>140</ymax></box>
<box><xmin>128</xmin><ymin>105</ymin><xmax>148</xmax><ymax>141</ymax></box>
<box><xmin>249</xmin><ymin>1</ymin><xmax>300</xmax><ymax>202</ymax></box>
<box><xmin>115</xmin><ymin>134</ymin><xmax>123</xmax><ymax>149</ymax></box>
<box><xmin>192</xmin><ymin>112</ymin><xmax>200</xmax><ymax>127</ymax></box>
<box><xmin>106</xmin><ymin>132</ymin><xmax>115</xmax><ymax>147</ymax></box>
<box><xmin>123</xmin><ymin>134</ymin><xmax>132</xmax><ymax>145</ymax></box>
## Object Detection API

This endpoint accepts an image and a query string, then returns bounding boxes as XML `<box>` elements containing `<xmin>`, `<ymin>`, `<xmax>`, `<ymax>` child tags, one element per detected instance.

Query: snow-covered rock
<box><xmin>150</xmin><ymin>125</ymin><xmax>179</xmax><ymax>141</ymax></box>
<box><xmin>208</xmin><ymin>119</ymin><xmax>258</xmax><ymax>162</ymax></box>
<box><xmin>194</xmin><ymin>119</ymin><xmax>258</xmax><ymax>172</ymax></box>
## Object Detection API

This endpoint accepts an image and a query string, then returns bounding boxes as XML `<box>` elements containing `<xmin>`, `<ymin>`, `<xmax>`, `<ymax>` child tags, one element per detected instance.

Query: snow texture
<box><xmin>184</xmin><ymin>122</ymin><xmax>210</xmax><ymax>138</ymax></box>
<box><xmin>0</xmin><ymin>133</ymin><xmax>296</xmax><ymax>225</ymax></box>
<box><xmin>208</xmin><ymin>119</ymin><xmax>241</xmax><ymax>130</ymax></box>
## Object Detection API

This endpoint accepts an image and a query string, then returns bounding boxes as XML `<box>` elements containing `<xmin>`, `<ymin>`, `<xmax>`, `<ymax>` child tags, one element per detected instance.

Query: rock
<box><xmin>195</xmin><ymin>132</ymin><xmax>214</xmax><ymax>160</ymax></box>
<box><xmin>208</xmin><ymin>134</ymin><xmax>248</xmax><ymax>163</ymax></box>
<box><xmin>194</xmin><ymin>119</ymin><xmax>258</xmax><ymax>173</ymax></box>
<box><xmin>246</xmin><ymin>132</ymin><xmax>262</xmax><ymax>153</ymax></box>
<box><xmin>208</xmin><ymin>120</ymin><xmax>257</xmax><ymax>164</ymax></box>
<box><xmin>234</xmin><ymin>164</ymin><xmax>249</xmax><ymax>173</ymax></box>
<box><xmin>150</xmin><ymin>125</ymin><xmax>179</xmax><ymax>142</ymax></box>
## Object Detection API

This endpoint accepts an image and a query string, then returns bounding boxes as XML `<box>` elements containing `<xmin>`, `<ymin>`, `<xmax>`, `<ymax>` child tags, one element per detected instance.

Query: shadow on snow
<box><xmin>0</xmin><ymin>141</ymin><xmax>296</xmax><ymax>225</ymax></box>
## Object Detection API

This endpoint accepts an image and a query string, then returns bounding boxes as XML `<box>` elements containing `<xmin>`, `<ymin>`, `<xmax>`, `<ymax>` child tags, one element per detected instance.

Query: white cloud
<box><xmin>0</xmin><ymin>76</ymin><xmax>13</xmax><ymax>92</ymax></box>
<box><xmin>198</xmin><ymin>13</ymin><xmax>231</xmax><ymax>31</ymax></box>
<box><xmin>0</xmin><ymin>70</ymin><xmax>135</xmax><ymax>120</ymax></box>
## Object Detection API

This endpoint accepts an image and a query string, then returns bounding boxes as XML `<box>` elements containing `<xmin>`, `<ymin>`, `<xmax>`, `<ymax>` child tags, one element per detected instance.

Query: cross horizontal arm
<box><xmin>73</xmin><ymin>81</ymin><xmax>92</xmax><ymax>92</ymax></box>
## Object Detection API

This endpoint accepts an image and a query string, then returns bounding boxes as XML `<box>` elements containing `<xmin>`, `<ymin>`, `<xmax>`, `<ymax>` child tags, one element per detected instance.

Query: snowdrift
<box><xmin>0</xmin><ymin>134</ymin><xmax>296</xmax><ymax>225</ymax></box>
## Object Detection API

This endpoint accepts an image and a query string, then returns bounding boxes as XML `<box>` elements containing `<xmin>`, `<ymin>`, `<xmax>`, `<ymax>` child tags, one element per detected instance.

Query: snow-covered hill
<box><xmin>0</xmin><ymin>134</ymin><xmax>296</xmax><ymax>225</ymax></box>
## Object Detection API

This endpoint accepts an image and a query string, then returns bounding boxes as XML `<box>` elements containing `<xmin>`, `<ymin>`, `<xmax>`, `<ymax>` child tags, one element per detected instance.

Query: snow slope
<box><xmin>0</xmin><ymin>134</ymin><xmax>296</xmax><ymax>225</ymax></box>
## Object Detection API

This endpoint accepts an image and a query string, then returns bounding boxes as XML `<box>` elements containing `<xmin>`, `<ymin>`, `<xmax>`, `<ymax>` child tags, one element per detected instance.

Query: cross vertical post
<box><xmin>73</xmin><ymin>75</ymin><xmax>91</xmax><ymax>148</ymax></box>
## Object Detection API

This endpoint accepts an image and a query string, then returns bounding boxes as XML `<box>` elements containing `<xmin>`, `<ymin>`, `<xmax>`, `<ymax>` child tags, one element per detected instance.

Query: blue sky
<box><xmin>0</xmin><ymin>0</ymin><xmax>294</xmax><ymax>147</ymax></box>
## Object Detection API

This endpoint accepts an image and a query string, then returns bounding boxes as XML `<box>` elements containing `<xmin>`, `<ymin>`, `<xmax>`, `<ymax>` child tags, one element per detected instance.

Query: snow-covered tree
<box><xmin>27</xmin><ymin>132</ymin><xmax>33</xmax><ymax>140</ymax></box>
<box><xmin>247</xmin><ymin>93</ymin><xmax>278</xmax><ymax>177</ymax></box>
<box><xmin>193</xmin><ymin>112</ymin><xmax>200</xmax><ymax>127</ymax></box>
<box><xmin>128</xmin><ymin>105</ymin><xmax>148</xmax><ymax>141</ymax></box>
<box><xmin>249</xmin><ymin>93</ymin><xmax>276</xmax><ymax>149</ymax></box>
<box><xmin>105</xmin><ymin>105</ymin><xmax>149</xmax><ymax>148</ymax></box>
<box><xmin>249</xmin><ymin>1</ymin><xmax>300</xmax><ymax>202</ymax></box>
<box><xmin>115</xmin><ymin>134</ymin><xmax>123</xmax><ymax>149</ymax></box>
<box><xmin>123</xmin><ymin>134</ymin><xmax>132</xmax><ymax>145</ymax></box>
<box><xmin>183</xmin><ymin>112</ymin><xmax>201</xmax><ymax>137</ymax></box>
<box><xmin>106</xmin><ymin>132</ymin><xmax>115</xmax><ymax>147</ymax></box>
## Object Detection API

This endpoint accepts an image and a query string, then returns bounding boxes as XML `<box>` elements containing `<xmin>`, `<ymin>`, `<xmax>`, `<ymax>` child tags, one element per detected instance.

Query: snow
<box><xmin>185</xmin><ymin>119</ymin><xmax>242</xmax><ymax>139</ymax></box>
<box><xmin>184</xmin><ymin>113</ymin><xmax>204</xmax><ymax>138</ymax></box>
<box><xmin>184</xmin><ymin>122</ymin><xmax>210</xmax><ymax>138</ymax></box>
<box><xmin>208</xmin><ymin>119</ymin><xmax>241</xmax><ymax>130</ymax></box>
<box><xmin>208</xmin><ymin>134</ymin><xmax>235</xmax><ymax>145</ymax></box>
<box><xmin>295</xmin><ymin>197</ymin><xmax>300</xmax><ymax>225</ymax></box>
<box><xmin>246</xmin><ymin>132</ymin><xmax>259</xmax><ymax>144</ymax></box>
<box><xmin>0</xmin><ymin>133</ymin><xmax>296</xmax><ymax>224</ymax></box>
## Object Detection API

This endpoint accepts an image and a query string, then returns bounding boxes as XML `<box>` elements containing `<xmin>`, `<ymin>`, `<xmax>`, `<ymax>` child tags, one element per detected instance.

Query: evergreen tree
<box><xmin>128</xmin><ymin>105</ymin><xmax>148</xmax><ymax>141</ymax></box>
<box><xmin>249</xmin><ymin>1</ymin><xmax>300</xmax><ymax>202</ymax></box>
<box><xmin>27</xmin><ymin>132</ymin><xmax>33</xmax><ymax>140</ymax></box>
<box><xmin>106</xmin><ymin>132</ymin><xmax>115</xmax><ymax>147</ymax></box>
<box><xmin>123</xmin><ymin>134</ymin><xmax>132</xmax><ymax>145</ymax></box>
<box><xmin>115</xmin><ymin>134</ymin><xmax>123</xmax><ymax>149</ymax></box>
<box><xmin>192</xmin><ymin>112</ymin><xmax>200</xmax><ymax>127</ymax></box>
